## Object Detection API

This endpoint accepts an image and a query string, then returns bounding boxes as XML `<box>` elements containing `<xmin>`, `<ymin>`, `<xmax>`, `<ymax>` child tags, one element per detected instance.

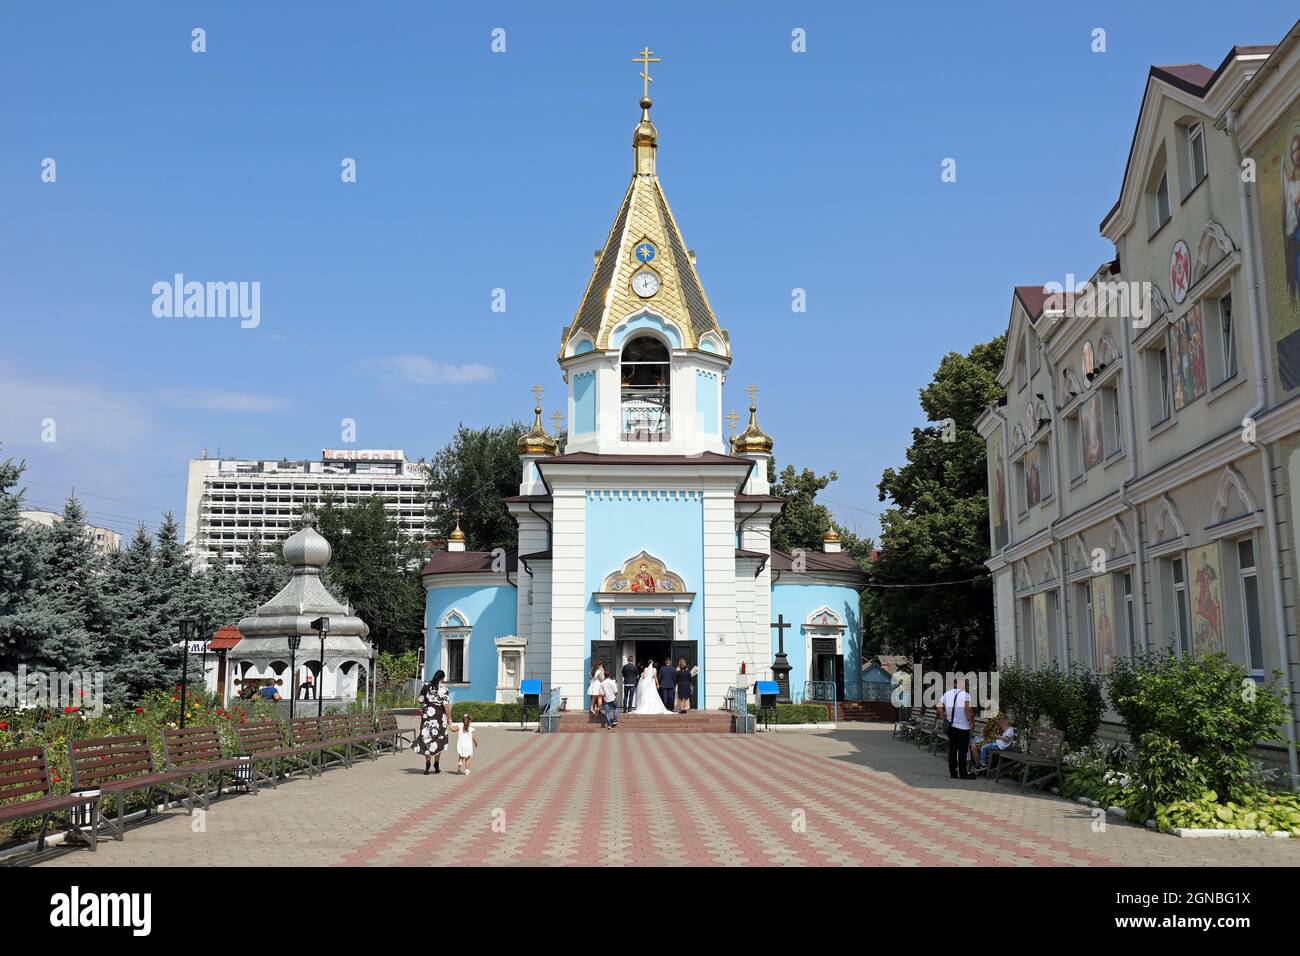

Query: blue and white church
<box><xmin>421</xmin><ymin>77</ymin><xmax>866</xmax><ymax>711</ymax></box>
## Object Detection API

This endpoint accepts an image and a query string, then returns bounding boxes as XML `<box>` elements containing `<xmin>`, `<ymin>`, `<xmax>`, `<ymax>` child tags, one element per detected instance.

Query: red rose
<box><xmin>135</xmin><ymin>707</ymin><xmax>144</xmax><ymax>715</ymax></box>
<box><xmin>0</xmin><ymin>721</ymin><xmax>7</xmax><ymax>730</ymax></box>
<box><xmin>52</xmin><ymin>775</ymin><xmax>60</xmax><ymax>782</ymax></box>
<box><xmin>63</xmin><ymin>706</ymin><xmax>73</xmax><ymax>714</ymax></box>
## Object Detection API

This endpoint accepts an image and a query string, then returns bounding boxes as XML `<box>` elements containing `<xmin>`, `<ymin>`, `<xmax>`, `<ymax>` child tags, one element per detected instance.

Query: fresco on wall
<box><xmin>1024</xmin><ymin>446</ymin><xmax>1041</xmax><ymax>508</ymax></box>
<box><xmin>1257</xmin><ymin>98</ymin><xmax>1300</xmax><ymax>391</ymax></box>
<box><xmin>601</xmin><ymin>550</ymin><xmax>686</xmax><ymax>593</ymax></box>
<box><xmin>1170</xmin><ymin>305</ymin><xmax>1208</xmax><ymax>411</ymax></box>
<box><xmin>1188</xmin><ymin>544</ymin><xmax>1224</xmax><ymax>657</ymax></box>
<box><xmin>1081</xmin><ymin>394</ymin><xmax>1104</xmax><ymax>470</ymax></box>
<box><xmin>991</xmin><ymin>431</ymin><xmax>1008</xmax><ymax>550</ymax></box>
<box><xmin>1091</xmin><ymin>577</ymin><xmax>1116</xmax><ymax>672</ymax></box>
<box><xmin>1032</xmin><ymin>592</ymin><xmax>1050</xmax><ymax>667</ymax></box>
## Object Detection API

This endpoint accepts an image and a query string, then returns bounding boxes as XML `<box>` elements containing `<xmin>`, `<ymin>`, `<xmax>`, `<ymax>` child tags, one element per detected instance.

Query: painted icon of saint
<box><xmin>630</xmin><ymin>563</ymin><xmax>656</xmax><ymax>592</ymax></box>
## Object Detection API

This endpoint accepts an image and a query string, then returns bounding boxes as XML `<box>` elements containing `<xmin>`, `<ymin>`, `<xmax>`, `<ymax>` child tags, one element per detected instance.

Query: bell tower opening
<box><xmin>620</xmin><ymin>335</ymin><xmax>671</xmax><ymax>442</ymax></box>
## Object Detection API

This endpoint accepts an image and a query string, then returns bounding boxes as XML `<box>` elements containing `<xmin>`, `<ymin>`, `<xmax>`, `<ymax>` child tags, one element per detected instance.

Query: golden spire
<box><xmin>726</xmin><ymin>410</ymin><xmax>739</xmax><ymax>437</ymax></box>
<box><xmin>518</xmin><ymin>387</ymin><xmax>560</xmax><ymax>456</ymax></box>
<box><xmin>731</xmin><ymin>386</ymin><xmax>774</xmax><ymax>455</ymax></box>
<box><xmin>631</xmin><ymin>47</ymin><xmax>660</xmax><ymax>173</ymax></box>
<box><xmin>449</xmin><ymin>510</ymin><xmax>465</xmax><ymax>542</ymax></box>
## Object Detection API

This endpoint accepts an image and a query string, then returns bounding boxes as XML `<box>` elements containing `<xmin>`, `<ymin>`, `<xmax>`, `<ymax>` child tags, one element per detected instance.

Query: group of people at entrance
<box><xmin>587</xmin><ymin>656</ymin><xmax>692</xmax><ymax>727</ymax></box>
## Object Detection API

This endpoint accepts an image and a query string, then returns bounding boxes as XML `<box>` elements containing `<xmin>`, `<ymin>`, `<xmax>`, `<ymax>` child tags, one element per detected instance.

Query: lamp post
<box><xmin>198</xmin><ymin>615</ymin><xmax>208</xmax><ymax>702</ymax></box>
<box><xmin>367</xmin><ymin>640</ymin><xmax>376</xmax><ymax>714</ymax></box>
<box><xmin>178</xmin><ymin>617</ymin><xmax>196</xmax><ymax>727</ymax></box>
<box><xmin>311</xmin><ymin>617</ymin><xmax>330</xmax><ymax>721</ymax></box>
<box><xmin>287</xmin><ymin>634</ymin><xmax>302</xmax><ymax>719</ymax></box>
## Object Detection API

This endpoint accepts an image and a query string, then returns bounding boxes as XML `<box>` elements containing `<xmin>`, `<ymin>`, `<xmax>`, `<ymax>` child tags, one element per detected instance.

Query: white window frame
<box><xmin>1188</xmin><ymin>123</ymin><xmax>1207</xmax><ymax>186</ymax></box>
<box><xmin>1156</xmin><ymin>346</ymin><xmax>1172</xmax><ymax>423</ymax></box>
<box><xmin>1236</xmin><ymin>537</ymin><xmax>1264</xmax><ymax>674</ymax></box>
<box><xmin>1219</xmin><ymin>292</ymin><xmax>1237</xmax><ymax>382</ymax></box>
<box><xmin>1171</xmin><ymin>556</ymin><xmax>1191</xmax><ymax>657</ymax></box>
<box><xmin>1123</xmin><ymin>571</ymin><xmax>1136</xmax><ymax>658</ymax></box>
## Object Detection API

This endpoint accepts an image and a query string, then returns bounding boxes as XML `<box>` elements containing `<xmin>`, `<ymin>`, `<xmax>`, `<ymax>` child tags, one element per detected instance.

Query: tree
<box><xmin>297</xmin><ymin>496</ymin><xmax>425</xmax><ymax>655</ymax></box>
<box><xmin>869</xmin><ymin>335</ymin><xmax>1006</xmax><ymax>671</ymax></box>
<box><xmin>423</xmin><ymin>422</ymin><xmax>529</xmax><ymax>552</ymax></box>
<box><xmin>0</xmin><ymin>452</ymin><xmax>68</xmax><ymax>672</ymax></box>
<box><xmin>31</xmin><ymin>496</ymin><xmax>100</xmax><ymax>670</ymax></box>
<box><xmin>236</xmin><ymin>534</ymin><xmax>288</xmax><ymax>609</ymax></box>
<box><xmin>98</xmin><ymin>526</ymin><xmax>172</xmax><ymax>703</ymax></box>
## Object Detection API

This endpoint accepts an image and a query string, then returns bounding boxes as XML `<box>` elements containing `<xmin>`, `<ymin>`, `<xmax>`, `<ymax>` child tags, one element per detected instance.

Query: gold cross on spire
<box><xmin>531</xmin><ymin>384</ymin><xmax>544</xmax><ymax>406</ymax></box>
<box><xmin>747</xmin><ymin>384</ymin><xmax>759</xmax><ymax>406</ymax></box>
<box><xmin>632</xmin><ymin>47</ymin><xmax>661</xmax><ymax>99</ymax></box>
<box><xmin>726</xmin><ymin>410</ymin><xmax>739</xmax><ymax>436</ymax></box>
<box><xmin>551</xmin><ymin>410</ymin><xmax>563</xmax><ymax>436</ymax></box>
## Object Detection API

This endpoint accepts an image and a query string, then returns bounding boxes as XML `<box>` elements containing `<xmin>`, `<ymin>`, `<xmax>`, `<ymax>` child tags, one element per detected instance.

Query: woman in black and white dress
<box><xmin>414</xmin><ymin>670</ymin><xmax>452</xmax><ymax>774</ymax></box>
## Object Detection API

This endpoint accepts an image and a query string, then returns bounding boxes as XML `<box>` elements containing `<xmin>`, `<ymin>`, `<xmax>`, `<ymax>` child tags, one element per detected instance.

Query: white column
<box><xmin>549</xmin><ymin>487</ymin><xmax>587</xmax><ymax>702</ymax></box>
<box><xmin>701</xmin><ymin>488</ymin><xmax>737</xmax><ymax>708</ymax></box>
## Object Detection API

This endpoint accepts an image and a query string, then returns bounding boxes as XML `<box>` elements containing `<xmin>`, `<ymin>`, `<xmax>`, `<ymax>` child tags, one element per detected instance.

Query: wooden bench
<box><xmin>162</xmin><ymin>725</ymin><xmax>252</xmax><ymax>808</ymax></box>
<box><xmin>69</xmin><ymin>735</ymin><xmax>195</xmax><ymax>841</ymax></box>
<box><xmin>992</xmin><ymin>726</ymin><xmax>1064</xmax><ymax>792</ymax></box>
<box><xmin>0</xmin><ymin>746</ymin><xmax>99</xmax><ymax>853</ymax></box>
<box><xmin>892</xmin><ymin>706</ymin><xmax>916</xmax><ymax>739</ymax></box>
<box><xmin>235</xmin><ymin>720</ymin><xmax>318</xmax><ymax>787</ymax></box>
<box><xmin>376</xmin><ymin>709</ymin><xmax>414</xmax><ymax>753</ymax></box>
<box><xmin>913</xmin><ymin>711</ymin><xmax>944</xmax><ymax>752</ymax></box>
<box><xmin>346</xmin><ymin>712</ymin><xmax>386</xmax><ymax>760</ymax></box>
<box><xmin>321</xmin><ymin>714</ymin><xmax>369</xmax><ymax>765</ymax></box>
<box><xmin>289</xmin><ymin>717</ymin><xmax>347</xmax><ymax>771</ymax></box>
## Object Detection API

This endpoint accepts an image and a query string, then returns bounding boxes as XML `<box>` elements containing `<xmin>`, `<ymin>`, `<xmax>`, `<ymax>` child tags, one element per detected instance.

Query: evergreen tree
<box><xmin>0</xmin><ymin>452</ymin><xmax>66</xmax><ymax>671</ymax></box>
<box><xmin>237</xmin><ymin>534</ymin><xmax>288</xmax><ymax>608</ymax></box>
<box><xmin>35</xmin><ymin>496</ymin><xmax>102</xmax><ymax>669</ymax></box>
<box><xmin>99</xmin><ymin>526</ymin><xmax>173</xmax><ymax>703</ymax></box>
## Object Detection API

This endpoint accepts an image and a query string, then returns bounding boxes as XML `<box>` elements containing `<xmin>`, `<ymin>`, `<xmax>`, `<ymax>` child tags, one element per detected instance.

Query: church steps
<box><xmin>553</xmin><ymin>711</ymin><xmax>734</xmax><ymax>733</ymax></box>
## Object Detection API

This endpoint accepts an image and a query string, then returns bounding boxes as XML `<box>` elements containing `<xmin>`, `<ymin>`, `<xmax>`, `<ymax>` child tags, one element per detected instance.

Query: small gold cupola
<box><xmin>518</xmin><ymin>385</ymin><xmax>560</xmax><ymax>457</ymax></box>
<box><xmin>448</xmin><ymin>510</ymin><xmax>466</xmax><ymax>552</ymax></box>
<box><xmin>731</xmin><ymin>385</ymin><xmax>774</xmax><ymax>455</ymax></box>
<box><xmin>822</xmin><ymin>528</ymin><xmax>842</xmax><ymax>554</ymax></box>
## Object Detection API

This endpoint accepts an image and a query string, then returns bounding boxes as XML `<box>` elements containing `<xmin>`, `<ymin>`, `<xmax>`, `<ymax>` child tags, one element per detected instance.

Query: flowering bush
<box><xmin>0</xmin><ymin>688</ymin><xmax>276</xmax><ymax>843</ymax></box>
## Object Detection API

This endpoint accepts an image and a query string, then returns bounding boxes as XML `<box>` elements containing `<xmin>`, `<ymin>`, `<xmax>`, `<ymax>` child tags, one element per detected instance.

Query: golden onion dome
<box><xmin>731</xmin><ymin>401</ymin><xmax>774</xmax><ymax>455</ymax></box>
<box><xmin>448</xmin><ymin>518</ymin><xmax>466</xmax><ymax>543</ymax></box>
<box><xmin>518</xmin><ymin>402</ymin><xmax>559</xmax><ymax>456</ymax></box>
<box><xmin>823</xmin><ymin>528</ymin><xmax>841</xmax><ymax>543</ymax></box>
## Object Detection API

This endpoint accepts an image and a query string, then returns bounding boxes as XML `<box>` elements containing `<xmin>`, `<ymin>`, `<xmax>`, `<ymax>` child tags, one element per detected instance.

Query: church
<box><xmin>420</xmin><ymin>54</ymin><xmax>866</xmax><ymax>711</ymax></box>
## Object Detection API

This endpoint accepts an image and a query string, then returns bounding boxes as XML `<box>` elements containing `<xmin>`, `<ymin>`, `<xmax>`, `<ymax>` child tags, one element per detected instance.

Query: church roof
<box><xmin>420</xmin><ymin>549</ymin><xmax>519</xmax><ymax>576</ymax></box>
<box><xmin>770</xmin><ymin>548</ymin><xmax>868</xmax><ymax>583</ymax></box>
<box><xmin>561</xmin><ymin>94</ymin><xmax>725</xmax><ymax>355</ymax></box>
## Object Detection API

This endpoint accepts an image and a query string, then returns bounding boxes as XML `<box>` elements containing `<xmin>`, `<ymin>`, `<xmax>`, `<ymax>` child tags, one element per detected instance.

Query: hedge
<box><xmin>747</xmin><ymin>703</ymin><xmax>831</xmax><ymax>724</ymax></box>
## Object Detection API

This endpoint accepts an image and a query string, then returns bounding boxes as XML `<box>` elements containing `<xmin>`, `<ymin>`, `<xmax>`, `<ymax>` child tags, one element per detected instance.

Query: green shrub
<box><xmin>449</xmin><ymin>701</ymin><xmax>523</xmax><ymax>723</ymax></box>
<box><xmin>746</xmin><ymin>703</ymin><xmax>830</xmax><ymax>724</ymax></box>
<box><xmin>1108</xmin><ymin>652</ymin><xmax>1289</xmax><ymax>810</ymax></box>
<box><xmin>996</xmin><ymin>660</ymin><xmax>1104</xmax><ymax>749</ymax></box>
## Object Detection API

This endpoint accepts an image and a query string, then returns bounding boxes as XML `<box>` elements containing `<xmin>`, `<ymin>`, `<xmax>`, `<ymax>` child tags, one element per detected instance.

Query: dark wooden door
<box><xmin>590</xmin><ymin>641</ymin><xmax>616</xmax><ymax>704</ymax></box>
<box><xmin>671</xmin><ymin>640</ymin><xmax>698</xmax><ymax>708</ymax></box>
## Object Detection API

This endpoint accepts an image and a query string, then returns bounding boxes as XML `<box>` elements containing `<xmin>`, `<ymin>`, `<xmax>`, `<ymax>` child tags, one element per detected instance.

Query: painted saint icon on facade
<box><xmin>601</xmin><ymin>550</ymin><xmax>686</xmax><ymax>594</ymax></box>
<box><xmin>1032</xmin><ymin>592</ymin><xmax>1050</xmax><ymax>668</ymax></box>
<box><xmin>1091</xmin><ymin>578</ymin><xmax>1115</xmax><ymax>672</ymax></box>
<box><xmin>1170</xmin><ymin>305</ymin><xmax>1208</xmax><ymax>411</ymax></box>
<box><xmin>1081</xmin><ymin>394</ymin><xmax>1104</xmax><ymax>470</ymax></box>
<box><xmin>1188</xmin><ymin>544</ymin><xmax>1224</xmax><ymax>657</ymax></box>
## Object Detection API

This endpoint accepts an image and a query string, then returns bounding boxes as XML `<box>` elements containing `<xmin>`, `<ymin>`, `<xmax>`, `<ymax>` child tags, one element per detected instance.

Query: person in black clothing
<box><xmin>658</xmin><ymin>658</ymin><xmax>677</xmax><ymax>711</ymax></box>
<box><xmin>621</xmin><ymin>656</ymin><xmax>639</xmax><ymax>711</ymax></box>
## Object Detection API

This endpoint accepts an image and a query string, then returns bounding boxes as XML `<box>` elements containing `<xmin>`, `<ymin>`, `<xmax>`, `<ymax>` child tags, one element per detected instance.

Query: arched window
<box><xmin>620</xmin><ymin>336</ymin><xmax>671</xmax><ymax>442</ymax></box>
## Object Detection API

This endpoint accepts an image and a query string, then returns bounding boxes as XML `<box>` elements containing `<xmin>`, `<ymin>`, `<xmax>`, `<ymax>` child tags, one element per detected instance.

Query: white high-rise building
<box><xmin>183</xmin><ymin>449</ymin><xmax>430</xmax><ymax>569</ymax></box>
<box><xmin>20</xmin><ymin>510</ymin><xmax>122</xmax><ymax>556</ymax></box>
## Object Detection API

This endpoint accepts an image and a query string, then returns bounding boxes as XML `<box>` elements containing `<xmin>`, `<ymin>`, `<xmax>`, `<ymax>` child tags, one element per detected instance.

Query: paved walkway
<box><xmin>20</xmin><ymin>725</ymin><xmax>1300</xmax><ymax>866</ymax></box>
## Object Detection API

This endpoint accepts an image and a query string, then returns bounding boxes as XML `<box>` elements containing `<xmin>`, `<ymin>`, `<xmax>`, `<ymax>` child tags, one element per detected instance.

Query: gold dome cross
<box><xmin>632</xmin><ymin>47</ymin><xmax>661</xmax><ymax>99</ymax></box>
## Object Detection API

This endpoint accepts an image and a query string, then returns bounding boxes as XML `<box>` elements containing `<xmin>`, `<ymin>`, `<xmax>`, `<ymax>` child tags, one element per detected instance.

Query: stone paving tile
<box><xmin>20</xmin><ymin>724</ymin><xmax>1300</xmax><ymax>867</ymax></box>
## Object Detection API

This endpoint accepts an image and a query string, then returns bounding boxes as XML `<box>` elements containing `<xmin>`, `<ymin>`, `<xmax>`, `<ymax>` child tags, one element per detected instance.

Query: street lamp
<box><xmin>287</xmin><ymin>634</ymin><xmax>302</xmax><ymax>719</ymax></box>
<box><xmin>367</xmin><ymin>640</ymin><xmax>376</xmax><ymax>714</ymax></box>
<box><xmin>178</xmin><ymin>616</ymin><xmax>196</xmax><ymax>728</ymax></box>
<box><xmin>311</xmin><ymin>616</ymin><xmax>330</xmax><ymax>721</ymax></box>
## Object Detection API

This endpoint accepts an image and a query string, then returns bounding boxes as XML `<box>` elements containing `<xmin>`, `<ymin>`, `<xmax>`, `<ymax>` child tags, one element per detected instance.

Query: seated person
<box><xmin>975</xmin><ymin>716</ymin><xmax>1015</xmax><ymax>772</ymax></box>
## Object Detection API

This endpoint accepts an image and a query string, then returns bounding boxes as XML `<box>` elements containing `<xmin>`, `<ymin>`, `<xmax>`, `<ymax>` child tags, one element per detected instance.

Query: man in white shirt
<box><xmin>939</xmin><ymin>679</ymin><xmax>975</xmax><ymax>779</ymax></box>
<box><xmin>601</xmin><ymin>675</ymin><xmax>620</xmax><ymax>728</ymax></box>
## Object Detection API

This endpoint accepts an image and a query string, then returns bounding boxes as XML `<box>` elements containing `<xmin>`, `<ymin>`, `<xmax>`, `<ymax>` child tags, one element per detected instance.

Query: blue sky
<box><xmin>1</xmin><ymin>1</ymin><xmax>1293</xmax><ymax>543</ymax></box>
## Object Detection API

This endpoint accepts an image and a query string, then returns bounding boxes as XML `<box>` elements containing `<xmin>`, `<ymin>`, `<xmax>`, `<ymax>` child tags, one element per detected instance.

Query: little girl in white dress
<box><xmin>452</xmin><ymin>714</ymin><xmax>478</xmax><ymax>775</ymax></box>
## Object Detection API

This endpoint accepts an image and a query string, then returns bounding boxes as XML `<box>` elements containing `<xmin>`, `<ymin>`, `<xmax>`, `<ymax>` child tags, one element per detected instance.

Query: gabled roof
<box><xmin>1100</xmin><ymin>45</ymin><xmax>1275</xmax><ymax>232</ymax></box>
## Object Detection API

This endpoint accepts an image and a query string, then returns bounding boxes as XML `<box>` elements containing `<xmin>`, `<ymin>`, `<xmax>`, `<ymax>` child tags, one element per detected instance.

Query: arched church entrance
<box><xmin>604</xmin><ymin>617</ymin><xmax>697</xmax><ymax>709</ymax></box>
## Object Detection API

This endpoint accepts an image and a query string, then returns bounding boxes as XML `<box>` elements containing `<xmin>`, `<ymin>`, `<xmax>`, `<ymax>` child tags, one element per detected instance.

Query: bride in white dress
<box><xmin>631</xmin><ymin>661</ymin><xmax>673</xmax><ymax>715</ymax></box>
